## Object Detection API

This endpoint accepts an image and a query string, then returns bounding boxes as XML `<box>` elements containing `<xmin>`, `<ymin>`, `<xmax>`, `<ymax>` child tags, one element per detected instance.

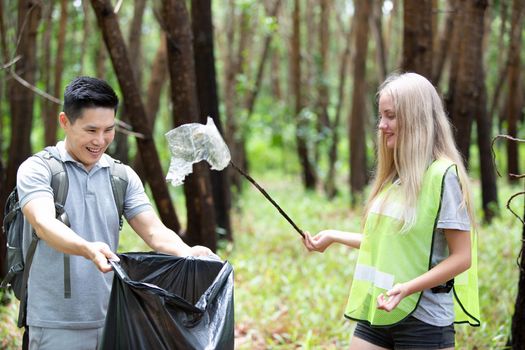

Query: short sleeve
<box><xmin>17</xmin><ymin>155</ymin><xmax>54</xmax><ymax>209</ymax></box>
<box><xmin>437</xmin><ymin>169</ymin><xmax>471</xmax><ymax>231</ymax></box>
<box><xmin>123</xmin><ymin>165</ymin><xmax>153</xmax><ymax>220</ymax></box>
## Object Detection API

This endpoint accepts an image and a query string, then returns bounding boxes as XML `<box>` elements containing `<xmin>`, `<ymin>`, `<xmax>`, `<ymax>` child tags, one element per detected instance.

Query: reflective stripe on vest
<box><xmin>344</xmin><ymin>159</ymin><xmax>480</xmax><ymax>327</ymax></box>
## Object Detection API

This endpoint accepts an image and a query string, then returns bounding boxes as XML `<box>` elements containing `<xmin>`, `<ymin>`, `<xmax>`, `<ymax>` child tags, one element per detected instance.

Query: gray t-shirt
<box><xmin>411</xmin><ymin>168</ymin><xmax>471</xmax><ymax>326</ymax></box>
<box><xmin>17</xmin><ymin>141</ymin><xmax>152</xmax><ymax>329</ymax></box>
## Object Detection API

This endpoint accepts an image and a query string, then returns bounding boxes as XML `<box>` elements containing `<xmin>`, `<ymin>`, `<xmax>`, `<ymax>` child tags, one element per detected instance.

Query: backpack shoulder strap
<box><xmin>35</xmin><ymin>146</ymin><xmax>68</xmax><ymax>210</ymax></box>
<box><xmin>106</xmin><ymin>155</ymin><xmax>128</xmax><ymax>230</ymax></box>
<box><xmin>33</xmin><ymin>146</ymin><xmax>72</xmax><ymax>298</ymax></box>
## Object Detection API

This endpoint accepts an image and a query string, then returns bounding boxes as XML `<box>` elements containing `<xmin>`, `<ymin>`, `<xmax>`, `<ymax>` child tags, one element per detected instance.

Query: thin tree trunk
<box><xmin>432</xmin><ymin>0</ymin><xmax>456</xmax><ymax>85</ymax></box>
<box><xmin>510</xmin><ymin>177</ymin><xmax>525</xmax><ymax>348</ymax></box>
<box><xmin>1</xmin><ymin>0</ymin><xmax>42</xmax><ymax>279</ymax></box>
<box><xmin>506</xmin><ymin>0</ymin><xmax>524</xmax><ymax>181</ymax></box>
<box><xmin>349</xmin><ymin>0</ymin><xmax>370</xmax><ymax>200</ymax></box>
<box><xmin>79</xmin><ymin>0</ymin><xmax>90</xmax><ymax>73</ymax></box>
<box><xmin>90</xmin><ymin>0</ymin><xmax>181</xmax><ymax>232</ymax></box>
<box><xmin>224</xmin><ymin>3</ymin><xmax>251</xmax><ymax>191</ymax></box>
<box><xmin>0</xmin><ymin>0</ymin><xmax>6</xmax><ymax>281</ymax></box>
<box><xmin>292</xmin><ymin>0</ymin><xmax>316</xmax><ymax>189</ymax></box>
<box><xmin>468</xmin><ymin>0</ymin><xmax>498</xmax><ymax>222</ymax></box>
<box><xmin>162</xmin><ymin>0</ymin><xmax>217</xmax><ymax>250</ymax></box>
<box><xmin>243</xmin><ymin>0</ymin><xmax>281</xmax><ymax>118</ymax></box>
<box><xmin>133</xmin><ymin>33</ymin><xmax>168</xmax><ymax>183</ymax></box>
<box><xmin>46</xmin><ymin>0</ymin><xmax>67</xmax><ymax>146</ymax></box>
<box><xmin>325</xmin><ymin>13</ymin><xmax>354</xmax><ymax>199</ymax></box>
<box><xmin>445</xmin><ymin>1</ymin><xmax>464</xmax><ymax>123</ymax></box>
<box><xmin>270</xmin><ymin>45</ymin><xmax>282</xmax><ymax>100</ymax></box>
<box><xmin>112</xmin><ymin>0</ymin><xmax>146</xmax><ymax>163</ymax></box>
<box><xmin>41</xmin><ymin>1</ymin><xmax>54</xmax><ymax>145</ymax></box>
<box><xmin>371</xmin><ymin>0</ymin><xmax>387</xmax><ymax>83</ymax></box>
<box><xmin>449</xmin><ymin>0</ymin><xmax>480</xmax><ymax>163</ymax></box>
<box><xmin>402</xmin><ymin>0</ymin><xmax>433</xmax><ymax>80</ymax></box>
<box><xmin>95</xmin><ymin>32</ymin><xmax>107</xmax><ymax>78</ymax></box>
<box><xmin>316</xmin><ymin>0</ymin><xmax>330</xmax><ymax>144</ymax></box>
<box><xmin>191</xmin><ymin>0</ymin><xmax>233</xmax><ymax>241</ymax></box>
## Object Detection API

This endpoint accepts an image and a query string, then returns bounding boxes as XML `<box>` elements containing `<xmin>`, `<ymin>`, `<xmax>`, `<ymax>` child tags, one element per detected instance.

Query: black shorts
<box><xmin>353</xmin><ymin>316</ymin><xmax>455</xmax><ymax>349</ymax></box>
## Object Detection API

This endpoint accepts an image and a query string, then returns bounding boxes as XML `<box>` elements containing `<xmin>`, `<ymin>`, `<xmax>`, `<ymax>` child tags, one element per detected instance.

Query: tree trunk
<box><xmin>40</xmin><ymin>1</ymin><xmax>55</xmax><ymax>144</ymax></box>
<box><xmin>402</xmin><ymin>0</ymin><xmax>433</xmax><ymax>80</ymax></box>
<box><xmin>444</xmin><ymin>1</ymin><xmax>464</xmax><ymax>119</ymax></box>
<box><xmin>95</xmin><ymin>32</ymin><xmax>107</xmax><ymax>78</ymax></box>
<box><xmin>133</xmin><ymin>33</ymin><xmax>168</xmax><ymax>182</ymax></box>
<box><xmin>244</xmin><ymin>0</ymin><xmax>281</xmax><ymax>119</ymax></box>
<box><xmin>432</xmin><ymin>0</ymin><xmax>456</xmax><ymax>85</ymax></box>
<box><xmin>371</xmin><ymin>0</ymin><xmax>387</xmax><ymax>83</ymax></box>
<box><xmin>224</xmin><ymin>2</ymin><xmax>250</xmax><ymax>192</ymax></box>
<box><xmin>1</xmin><ymin>0</ymin><xmax>41</xmax><ymax>280</ymax></box>
<box><xmin>448</xmin><ymin>0</ymin><xmax>476</xmax><ymax>162</ymax></box>
<box><xmin>46</xmin><ymin>0</ymin><xmax>67</xmax><ymax>147</ymax></box>
<box><xmin>112</xmin><ymin>0</ymin><xmax>146</xmax><ymax>163</ymax></box>
<box><xmin>191</xmin><ymin>0</ymin><xmax>233</xmax><ymax>241</ymax></box>
<box><xmin>292</xmin><ymin>0</ymin><xmax>317</xmax><ymax>189</ymax></box>
<box><xmin>79</xmin><ymin>0</ymin><xmax>90</xmax><ymax>73</ymax></box>
<box><xmin>316</xmin><ymin>0</ymin><xmax>330</xmax><ymax>145</ymax></box>
<box><xmin>90</xmin><ymin>0</ymin><xmax>181</xmax><ymax>232</ymax></box>
<box><xmin>467</xmin><ymin>0</ymin><xmax>498</xmax><ymax>222</ymax></box>
<box><xmin>325</xmin><ymin>13</ymin><xmax>354</xmax><ymax>199</ymax></box>
<box><xmin>349</xmin><ymin>0</ymin><xmax>370</xmax><ymax>200</ymax></box>
<box><xmin>162</xmin><ymin>0</ymin><xmax>217</xmax><ymax>250</ymax></box>
<box><xmin>510</xmin><ymin>178</ymin><xmax>525</xmax><ymax>348</ymax></box>
<box><xmin>506</xmin><ymin>0</ymin><xmax>524</xmax><ymax>181</ymax></box>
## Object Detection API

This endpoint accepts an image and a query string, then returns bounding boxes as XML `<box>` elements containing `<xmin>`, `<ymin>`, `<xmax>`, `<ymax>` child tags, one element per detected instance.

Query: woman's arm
<box><xmin>377</xmin><ymin>228</ymin><xmax>471</xmax><ymax>311</ymax></box>
<box><xmin>303</xmin><ymin>229</ymin><xmax>362</xmax><ymax>252</ymax></box>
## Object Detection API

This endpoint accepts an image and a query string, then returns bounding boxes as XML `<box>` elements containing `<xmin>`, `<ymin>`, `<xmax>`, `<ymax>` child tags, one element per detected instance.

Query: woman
<box><xmin>303</xmin><ymin>73</ymin><xmax>480</xmax><ymax>349</ymax></box>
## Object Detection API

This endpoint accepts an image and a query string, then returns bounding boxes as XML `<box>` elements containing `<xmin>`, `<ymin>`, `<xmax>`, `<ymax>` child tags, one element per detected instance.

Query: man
<box><xmin>17</xmin><ymin>76</ymin><xmax>216</xmax><ymax>349</ymax></box>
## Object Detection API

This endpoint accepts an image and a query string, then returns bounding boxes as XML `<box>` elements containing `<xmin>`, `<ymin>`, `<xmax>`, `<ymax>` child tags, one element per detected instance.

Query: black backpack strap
<box><xmin>35</xmin><ymin>147</ymin><xmax>72</xmax><ymax>299</ymax></box>
<box><xmin>16</xmin><ymin>236</ymin><xmax>38</xmax><ymax>328</ymax></box>
<box><xmin>107</xmin><ymin>156</ymin><xmax>128</xmax><ymax>230</ymax></box>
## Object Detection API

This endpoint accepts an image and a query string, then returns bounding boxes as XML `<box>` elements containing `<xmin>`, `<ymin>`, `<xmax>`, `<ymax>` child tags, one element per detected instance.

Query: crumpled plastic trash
<box><xmin>165</xmin><ymin>117</ymin><xmax>231</xmax><ymax>186</ymax></box>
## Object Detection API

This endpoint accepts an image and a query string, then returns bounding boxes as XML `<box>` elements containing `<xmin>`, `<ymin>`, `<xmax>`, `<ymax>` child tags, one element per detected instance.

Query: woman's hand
<box><xmin>376</xmin><ymin>283</ymin><xmax>410</xmax><ymax>312</ymax></box>
<box><xmin>302</xmin><ymin>230</ymin><xmax>335</xmax><ymax>253</ymax></box>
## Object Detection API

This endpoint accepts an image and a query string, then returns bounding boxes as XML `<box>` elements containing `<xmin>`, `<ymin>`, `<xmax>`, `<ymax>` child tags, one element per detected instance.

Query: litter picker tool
<box><xmin>165</xmin><ymin>117</ymin><xmax>305</xmax><ymax>239</ymax></box>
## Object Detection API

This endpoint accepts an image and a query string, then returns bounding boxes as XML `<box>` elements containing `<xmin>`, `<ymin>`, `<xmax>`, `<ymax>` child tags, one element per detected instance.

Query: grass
<box><xmin>222</xmin><ymin>173</ymin><xmax>523</xmax><ymax>349</ymax></box>
<box><xmin>1</xmin><ymin>170</ymin><xmax>523</xmax><ymax>349</ymax></box>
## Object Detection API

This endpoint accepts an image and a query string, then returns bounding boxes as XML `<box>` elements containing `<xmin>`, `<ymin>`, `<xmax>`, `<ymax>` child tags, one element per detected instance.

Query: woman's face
<box><xmin>378</xmin><ymin>93</ymin><xmax>397</xmax><ymax>149</ymax></box>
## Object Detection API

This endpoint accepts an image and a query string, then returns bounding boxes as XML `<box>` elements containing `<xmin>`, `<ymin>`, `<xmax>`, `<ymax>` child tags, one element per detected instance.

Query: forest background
<box><xmin>1</xmin><ymin>0</ymin><xmax>525</xmax><ymax>349</ymax></box>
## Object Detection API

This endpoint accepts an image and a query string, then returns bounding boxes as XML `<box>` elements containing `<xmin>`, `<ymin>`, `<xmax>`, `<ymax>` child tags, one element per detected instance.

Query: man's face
<box><xmin>60</xmin><ymin>107</ymin><xmax>116</xmax><ymax>171</ymax></box>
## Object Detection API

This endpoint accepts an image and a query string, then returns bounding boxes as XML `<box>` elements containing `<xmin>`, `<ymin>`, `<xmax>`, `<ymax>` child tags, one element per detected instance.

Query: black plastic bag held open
<box><xmin>100</xmin><ymin>252</ymin><xmax>234</xmax><ymax>350</ymax></box>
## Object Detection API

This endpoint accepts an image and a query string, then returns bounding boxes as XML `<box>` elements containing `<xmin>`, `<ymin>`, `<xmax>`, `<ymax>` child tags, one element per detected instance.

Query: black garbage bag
<box><xmin>100</xmin><ymin>252</ymin><xmax>234</xmax><ymax>350</ymax></box>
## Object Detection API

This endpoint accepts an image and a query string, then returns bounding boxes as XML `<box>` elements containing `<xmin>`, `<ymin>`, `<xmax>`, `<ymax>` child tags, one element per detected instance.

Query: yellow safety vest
<box><xmin>345</xmin><ymin>159</ymin><xmax>480</xmax><ymax>326</ymax></box>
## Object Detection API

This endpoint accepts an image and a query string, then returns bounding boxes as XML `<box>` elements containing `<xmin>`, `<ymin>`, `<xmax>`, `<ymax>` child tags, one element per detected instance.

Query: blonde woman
<box><xmin>303</xmin><ymin>73</ymin><xmax>480</xmax><ymax>349</ymax></box>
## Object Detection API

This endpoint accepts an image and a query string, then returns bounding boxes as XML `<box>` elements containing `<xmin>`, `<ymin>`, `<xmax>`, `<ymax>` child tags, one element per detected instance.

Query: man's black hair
<box><xmin>63</xmin><ymin>76</ymin><xmax>119</xmax><ymax>123</ymax></box>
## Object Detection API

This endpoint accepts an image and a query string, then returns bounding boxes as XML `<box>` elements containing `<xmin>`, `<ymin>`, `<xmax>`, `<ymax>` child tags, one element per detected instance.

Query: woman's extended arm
<box><xmin>377</xmin><ymin>228</ymin><xmax>471</xmax><ymax>311</ymax></box>
<box><xmin>303</xmin><ymin>229</ymin><xmax>363</xmax><ymax>252</ymax></box>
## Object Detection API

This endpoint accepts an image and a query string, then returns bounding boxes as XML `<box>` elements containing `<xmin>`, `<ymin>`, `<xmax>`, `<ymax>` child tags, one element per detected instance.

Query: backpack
<box><xmin>0</xmin><ymin>146</ymin><xmax>128</xmax><ymax>327</ymax></box>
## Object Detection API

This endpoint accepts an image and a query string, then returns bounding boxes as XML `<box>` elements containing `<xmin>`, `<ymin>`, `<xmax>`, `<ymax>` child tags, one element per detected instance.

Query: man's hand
<box><xmin>189</xmin><ymin>245</ymin><xmax>220</xmax><ymax>260</ymax></box>
<box><xmin>85</xmin><ymin>241</ymin><xmax>119</xmax><ymax>273</ymax></box>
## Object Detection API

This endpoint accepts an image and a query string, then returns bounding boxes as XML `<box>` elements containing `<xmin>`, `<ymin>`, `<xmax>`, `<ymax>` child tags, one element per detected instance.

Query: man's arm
<box><xmin>22</xmin><ymin>197</ymin><xmax>118</xmax><ymax>272</ymax></box>
<box><xmin>128</xmin><ymin>209</ymin><xmax>215</xmax><ymax>257</ymax></box>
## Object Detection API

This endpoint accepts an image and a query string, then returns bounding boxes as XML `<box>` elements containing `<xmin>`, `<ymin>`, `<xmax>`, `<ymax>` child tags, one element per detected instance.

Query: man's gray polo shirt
<box><xmin>17</xmin><ymin>141</ymin><xmax>152</xmax><ymax>329</ymax></box>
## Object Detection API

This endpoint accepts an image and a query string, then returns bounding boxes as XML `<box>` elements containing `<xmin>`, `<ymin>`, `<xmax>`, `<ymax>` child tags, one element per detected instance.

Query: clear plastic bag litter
<box><xmin>165</xmin><ymin>117</ymin><xmax>231</xmax><ymax>186</ymax></box>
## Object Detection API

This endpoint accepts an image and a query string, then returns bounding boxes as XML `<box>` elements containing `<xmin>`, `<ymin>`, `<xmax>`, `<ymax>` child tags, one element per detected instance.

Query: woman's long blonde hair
<box><xmin>364</xmin><ymin>72</ymin><xmax>475</xmax><ymax>230</ymax></box>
